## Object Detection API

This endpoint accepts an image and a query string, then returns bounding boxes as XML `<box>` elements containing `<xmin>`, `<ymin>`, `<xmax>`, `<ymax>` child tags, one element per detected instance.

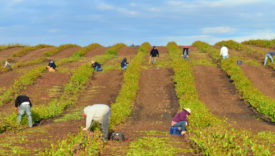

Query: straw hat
<box><xmin>184</xmin><ymin>108</ymin><xmax>191</xmax><ymax>114</ymax></box>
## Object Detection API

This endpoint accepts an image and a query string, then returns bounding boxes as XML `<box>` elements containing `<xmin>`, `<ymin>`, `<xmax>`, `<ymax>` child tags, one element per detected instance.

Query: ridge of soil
<box><xmin>240</xmin><ymin>63</ymin><xmax>275</xmax><ymax>99</ymax></box>
<box><xmin>192</xmin><ymin>65</ymin><xmax>274</xmax><ymax>132</ymax></box>
<box><xmin>17</xmin><ymin>47</ymin><xmax>55</xmax><ymax>62</ymax></box>
<box><xmin>0</xmin><ymin>47</ymin><xmax>24</xmax><ymax>59</ymax></box>
<box><xmin>0</xmin><ymin>71</ymin><xmax>21</xmax><ymax>88</ymax></box>
<box><xmin>85</xmin><ymin>47</ymin><xmax>109</xmax><ymax>58</ymax></box>
<box><xmin>52</xmin><ymin>47</ymin><xmax>81</xmax><ymax>59</ymax></box>
<box><xmin>0</xmin><ymin>70</ymin><xmax>123</xmax><ymax>155</ymax></box>
<box><xmin>117</xmin><ymin>47</ymin><xmax>138</xmax><ymax>57</ymax></box>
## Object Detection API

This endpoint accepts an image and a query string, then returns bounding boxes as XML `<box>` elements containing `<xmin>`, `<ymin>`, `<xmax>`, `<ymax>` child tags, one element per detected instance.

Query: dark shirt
<box><xmin>267</xmin><ymin>52</ymin><xmax>275</xmax><ymax>56</ymax></box>
<box><xmin>172</xmin><ymin>109</ymin><xmax>190</xmax><ymax>124</ymax></box>
<box><xmin>92</xmin><ymin>62</ymin><xmax>101</xmax><ymax>69</ymax></box>
<box><xmin>121</xmin><ymin>58</ymin><xmax>128</xmax><ymax>68</ymax></box>
<box><xmin>48</xmin><ymin>60</ymin><xmax>56</xmax><ymax>69</ymax></box>
<box><xmin>183</xmin><ymin>47</ymin><xmax>189</xmax><ymax>55</ymax></box>
<box><xmin>15</xmin><ymin>95</ymin><xmax>32</xmax><ymax>107</ymax></box>
<box><xmin>150</xmin><ymin>49</ymin><xmax>159</xmax><ymax>57</ymax></box>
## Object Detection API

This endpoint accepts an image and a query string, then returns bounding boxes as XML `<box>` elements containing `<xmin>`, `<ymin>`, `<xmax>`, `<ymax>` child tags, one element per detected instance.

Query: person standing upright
<box><xmin>150</xmin><ymin>46</ymin><xmax>159</xmax><ymax>65</ymax></box>
<box><xmin>15</xmin><ymin>95</ymin><xmax>33</xmax><ymax>127</ymax></box>
<box><xmin>220</xmin><ymin>45</ymin><xmax>229</xmax><ymax>59</ymax></box>
<box><xmin>182</xmin><ymin>46</ymin><xmax>189</xmax><ymax>61</ymax></box>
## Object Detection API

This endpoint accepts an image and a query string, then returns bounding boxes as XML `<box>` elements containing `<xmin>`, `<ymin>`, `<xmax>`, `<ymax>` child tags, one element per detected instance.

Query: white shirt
<box><xmin>220</xmin><ymin>46</ymin><xmax>229</xmax><ymax>57</ymax></box>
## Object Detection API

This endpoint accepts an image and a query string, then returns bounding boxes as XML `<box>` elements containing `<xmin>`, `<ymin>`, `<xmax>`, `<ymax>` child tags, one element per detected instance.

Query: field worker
<box><xmin>150</xmin><ymin>46</ymin><xmax>159</xmax><ymax>65</ymax></box>
<box><xmin>91</xmin><ymin>60</ymin><xmax>103</xmax><ymax>72</ymax></box>
<box><xmin>3</xmin><ymin>60</ymin><xmax>12</xmax><ymax>71</ymax></box>
<box><xmin>264</xmin><ymin>51</ymin><xmax>275</xmax><ymax>66</ymax></box>
<box><xmin>47</xmin><ymin>59</ymin><xmax>56</xmax><ymax>72</ymax></box>
<box><xmin>121</xmin><ymin>57</ymin><xmax>129</xmax><ymax>70</ymax></box>
<box><xmin>182</xmin><ymin>46</ymin><xmax>189</xmax><ymax>61</ymax></box>
<box><xmin>220</xmin><ymin>45</ymin><xmax>229</xmax><ymax>59</ymax></box>
<box><xmin>171</xmin><ymin>108</ymin><xmax>191</xmax><ymax>136</ymax></box>
<box><xmin>15</xmin><ymin>95</ymin><xmax>33</xmax><ymax>127</ymax></box>
<box><xmin>83</xmin><ymin>104</ymin><xmax>111</xmax><ymax>140</ymax></box>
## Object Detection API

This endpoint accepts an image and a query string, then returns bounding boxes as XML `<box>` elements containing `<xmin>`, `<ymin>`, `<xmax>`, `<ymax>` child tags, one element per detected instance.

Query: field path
<box><xmin>192</xmin><ymin>55</ymin><xmax>274</xmax><ymax>132</ymax></box>
<box><xmin>0</xmin><ymin>47</ymin><xmax>24</xmax><ymax>59</ymax></box>
<box><xmin>16</xmin><ymin>47</ymin><xmax>55</xmax><ymax>62</ymax></box>
<box><xmin>101</xmin><ymin>47</ymin><xmax>198</xmax><ymax>155</ymax></box>
<box><xmin>52</xmin><ymin>47</ymin><xmax>81</xmax><ymax>59</ymax></box>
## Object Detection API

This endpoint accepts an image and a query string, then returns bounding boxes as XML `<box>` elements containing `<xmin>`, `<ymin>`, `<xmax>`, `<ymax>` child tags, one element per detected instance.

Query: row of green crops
<box><xmin>0</xmin><ymin>43</ymin><xmax>101</xmax><ymax>107</ymax></box>
<box><xmin>194</xmin><ymin>41</ymin><xmax>275</xmax><ymax>122</ymax></box>
<box><xmin>167</xmin><ymin>42</ymin><xmax>274</xmax><ymax>155</ymax></box>
<box><xmin>242</xmin><ymin>39</ymin><xmax>275</xmax><ymax>48</ymax></box>
<box><xmin>216</xmin><ymin>40</ymin><xmax>275</xmax><ymax>69</ymax></box>
<box><xmin>12</xmin><ymin>44</ymin><xmax>54</xmax><ymax>57</ymax></box>
<box><xmin>0</xmin><ymin>43</ymin><xmax>123</xmax><ymax>133</ymax></box>
<box><xmin>0</xmin><ymin>44</ymin><xmax>26</xmax><ymax>51</ymax></box>
<box><xmin>43</xmin><ymin>44</ymin><xmax>80</xmax><ymax>57</ymax></box>
<box><xmin>39</xmin><ymin>42</ymin><xmax>150</xmax><ymax>155</ymax></box>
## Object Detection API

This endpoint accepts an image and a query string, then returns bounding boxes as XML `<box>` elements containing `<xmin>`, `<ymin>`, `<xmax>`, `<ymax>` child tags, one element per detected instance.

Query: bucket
<box><xmin>169</xmin><ymin>126</ymin><xmax>181</xmax><ymax>135</ymax></box>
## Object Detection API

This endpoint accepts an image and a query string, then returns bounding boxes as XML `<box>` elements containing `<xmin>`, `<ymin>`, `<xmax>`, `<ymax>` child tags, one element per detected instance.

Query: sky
<box><xmin>0</xmin><ymin>0</ymin><xmax>275</xmax><ymax>46</ymax></box>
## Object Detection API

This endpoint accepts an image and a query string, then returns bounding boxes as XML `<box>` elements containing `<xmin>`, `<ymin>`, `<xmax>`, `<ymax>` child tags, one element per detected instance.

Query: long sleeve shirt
<box><xmin>150</xmin><ymin>49</ymin><xmax>159</xmax><ymax>57</ymax></box>
<box><xmin>83</xmin><ymin>104</ymin><xmax>111</xmax><ymax>130</ymax></box>
<box><xmin>220</xmin><ymin>46</ymin><xmax>229</xmax><ymax>57</ymax></box>
<box><xmin>15</xmin><ymin>95</ymin><xmax>32</xmax><ymax>107</ymax></box>
<box><xmin>171</xmin><ymin>109</ymin><xmax>190</xmax><ymax>126</ymax></box>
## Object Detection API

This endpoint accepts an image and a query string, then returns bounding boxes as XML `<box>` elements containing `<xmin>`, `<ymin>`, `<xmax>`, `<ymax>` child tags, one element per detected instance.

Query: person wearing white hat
<box><xmin>171</xmin><ymin>108</ymin><xmax>191</xmax><ymax>135</ymax></box>
<box><xmin>91</xmin><ymin>60</ymin><xmax>103</xmax><ymax>72</ymax></box>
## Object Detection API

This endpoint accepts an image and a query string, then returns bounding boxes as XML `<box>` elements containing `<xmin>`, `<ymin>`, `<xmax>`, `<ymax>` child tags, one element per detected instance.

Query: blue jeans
<box><xmin>122</xmin><ymin>64</ymin><xmax>128</xmax><ymax>70</ymax></box>
<box><xmin>173</xmin><ymin>121</ymin><xmax>187</xmax><ymax>131</ymax></box>
<box><xmin>183</xmin><ymin>54</ymin><xmax>189</xmax><ymax>61</ymax></box>
<box><xmin>17</xmin><ymin>104</ymin><xmax>33</xmax><ymax>127</ymax></box>
<box><xmin>95</xmin><ymin>66</ymin><xmax>103</xmax><ymax>72</ymax></box>
<box><xmin>222</xmin><ymin>55</ymin><xmax>229</xmax><ymax>59</ymax></box>
<box><xmin>264</xmin><ymin>54</ymin><xmax>274</xmax><ymax>66</ymax></box>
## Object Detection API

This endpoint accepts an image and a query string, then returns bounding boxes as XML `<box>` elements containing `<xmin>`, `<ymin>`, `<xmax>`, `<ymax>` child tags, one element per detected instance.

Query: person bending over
<box><xmin>171</xmin><ymin>108</ymin><xmax>191</xmax><ymax>135</ymax></box>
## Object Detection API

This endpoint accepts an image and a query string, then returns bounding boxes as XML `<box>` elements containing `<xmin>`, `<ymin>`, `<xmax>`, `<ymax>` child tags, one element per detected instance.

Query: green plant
<box><xmin>12</xmin><ymin>44</ymin><xmax>53</xmax><ymax>57</ymax></box>
<box><xmin>0</xmin><ymin>44</ymin><xmax>27</xmax><ymax>51</ymax></box>
<box><xmin>43</xmin><ymin>44</ymin><xmax>81</xmax><ymax>57</ymax></box>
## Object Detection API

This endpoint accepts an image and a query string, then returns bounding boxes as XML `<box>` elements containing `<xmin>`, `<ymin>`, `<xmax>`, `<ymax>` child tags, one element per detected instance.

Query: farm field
<box><xmin>0</xmin><ymin>41</ymin><xmax>274</xmax><ymax>155</ymax></box>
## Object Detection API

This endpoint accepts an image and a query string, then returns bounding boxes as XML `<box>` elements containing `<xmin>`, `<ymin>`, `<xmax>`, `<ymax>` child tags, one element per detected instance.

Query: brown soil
<box><xmin>192</xmin><ymin>65</ymin><xmax>274</xmax><ymax>132</ymax></box>
<box><xmin>0</xmin><ymin>70</ymin><xmax>123</xmax><ymax>155</ymax></box>
<box><xmin>241</xmin><ymin>63</ymin><xmax>275</xmax><ymax>99</ymax></box>
<box><xmin>0</xmin><ymin>47</ymin><xmax>24</xmax><ymax>59</ymax></box>
<box><xmin>102</xmin><ymin>67</ymin><xmax>198</xmax><ymax>155</ymax></box>
<box><xmin>85</xmin><ymin>47</ymin><xmax>108</xmax><ymax>58</ymax></box>
<box><xmin>52</xmin><ymin>47</ymin><xmax>81</xmax><ymax>59</ymax></box>
<box><xmin>0</xmin><ymin>71</ymin><xmax>21</xmax><ymax>88</ymax></box>
<box><xmin>17</xmin><ymin>47</ymin><xmax>55</xmax><ymax>62</ymax></box>
<box><xmin>117</xmin><ymin>47</ymin><xmax>138</xmax><ymax>57</ymax></box>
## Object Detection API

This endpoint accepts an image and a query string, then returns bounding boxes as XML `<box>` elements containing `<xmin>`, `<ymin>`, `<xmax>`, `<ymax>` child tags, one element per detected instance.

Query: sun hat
<box><xmin>184</xmin><ymin>108</ymin><xmax>191</xmax><ymax>114</ymax></box>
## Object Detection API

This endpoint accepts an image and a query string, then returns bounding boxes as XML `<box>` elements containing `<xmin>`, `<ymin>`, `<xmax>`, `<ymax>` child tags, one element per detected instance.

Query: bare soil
<box><xmin>192</xmin><ymin>65</ymin><xmax>274</xmax><ymax>132</ymax></box>
<box><xmin>0</xmin><ymin>70</ymin><xmax>123</xmax><ymax>155</ymax></box>
<box><xmin>85</xmin><ymin>47</ymin><xmax>108</xmax><ymax>58</ymax></box>
<box><xmin>0</xmin><ymin>47</ymin><xmax>24</xmax><ymax>59</ymax></box>
<box><xmin>0</xmin><ymin>71</ymin><xmax>21</xmax><ymax>88</ymax></box>
<box><xmin>17</xmin><ymin>47</ymin><xmax>55</xmax><ymax>62</ymax></box>
<box><xmin>117</xmin><ymin>47</ymin><xmax>138</xmax><ymax>57</ymax></box>
<box><xmin>241</xmin><ymin>63</ymin><xmax>275</xmax><ymax>99</ymax></box>
<box><xmin>52</xmin><ymin>47</ymin><xmax>81</xmax><ymax>59</ymax></box>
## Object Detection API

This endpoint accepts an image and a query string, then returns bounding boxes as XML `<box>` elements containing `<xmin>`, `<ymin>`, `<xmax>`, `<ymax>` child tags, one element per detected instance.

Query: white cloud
<box><xmin>129</xmin><ymin>3</ymin><xmax>136</xmax><ymax>7</ymax></box>
<box><xmin>202</xmin><ymin>26</ymin><xmax>236</xmax><ymax>34</ymax></box>
<box><xmin>118</xmin><ymin>8</ymin><xmax>137</xmax><ymax>16</ymax></box>
<box><xmin>97</xmin><ymin>3</ymin><xmax>113</xmax><ymax>10</ymax></box>
<box><xmin>240</xmin><ymin>12</ymin><xmax>264</xmax><ymax>18</ymax></box>
<box><xmin>48</xmin><ymin>29</ymin><xmax>58</xmax><ymax>33</ymax></box>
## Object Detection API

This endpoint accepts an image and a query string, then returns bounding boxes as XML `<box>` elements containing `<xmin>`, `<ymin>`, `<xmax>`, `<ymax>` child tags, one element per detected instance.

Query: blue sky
<box><xmin>0</xmin><ymin>0</ymin><xmax>275</xmax><ymax>46</ymax></box>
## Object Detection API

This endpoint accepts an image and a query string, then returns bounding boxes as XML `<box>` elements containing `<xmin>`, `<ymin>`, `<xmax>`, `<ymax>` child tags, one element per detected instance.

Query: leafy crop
<box><xmin>12</xmin><ymin>44</ymin><xmax>53</xmax><ymax>57</ymax></box>
<box><xmin>168</xmin><ymin>41</ymin><xmax>274</xmax><ymax>155</ymax></box>
<box><xmin>0</xmin><ymin>44</ymin><xmax>26</xmax><ymax>51</ymax></box>
<box><xmin>43</xmin><ymin>44</ymin><xmax>81</xmax><ymax>57</ymax></box>
<box><xmin>194</xmin><ymin>41</ymin><xmax>275</xmax><ymax>122</ymax></box>
<box><xmin>242</xmin><ymin>39</ymin><xmax>275</xmax><ymax>48</ymax></box>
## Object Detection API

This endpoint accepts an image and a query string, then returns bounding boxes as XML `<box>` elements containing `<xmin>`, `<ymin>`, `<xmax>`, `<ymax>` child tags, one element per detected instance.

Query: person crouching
<box><xmin>47</xmin><ymin>59</ymin><xmax>56</xmax><ymax>72</ymax></box>
<box><xmin>171</xmin><ymin>108</ymin><xmax>191</xmax><ymax>135</ymax></box>
<box><xmin>91</xmin><ymin>60</ymin><xmax>103</xmax><ymax>72</ymax></box>
<box><xmin>83</xmin><ymin>104</ymin><xmax>111</xmax><ymax>140</ymax></box>
<box><xmin>121</xmin><ymin>57</ymin><xmax>129</xmax><ymax>70</ymax></box>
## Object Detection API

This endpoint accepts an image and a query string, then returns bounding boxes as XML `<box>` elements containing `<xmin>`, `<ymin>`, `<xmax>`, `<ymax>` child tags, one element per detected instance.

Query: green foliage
<box><xmin>242</xmin><ymin>39</ymin><xmax>275</xmax><ymax>48</ymax></box>
<box><xmin>215</xmin><ymin>40</ymin><xmax>244</xmax><ymax>50</ymax></box>
<box><xmin>43</xmin><ymin>44</ymin><xmax>80</xmax><ymax>57</ymax></box>
<box><xmin>109</xmin><ymin>42</ymin><xmax>151</xmax><ymax>129</ymax></box>
<box><xmin>105</xmin><ymin>43</ymin><xmax>126</xmax><ymax>56</ymax></box>
<box><xmin>12</xmin><ymin>44</ymin><xmax>53</xmax><ymax>57</ymax></box>
<box><xmin>194</xmin><ymin>41</ymin><xmax>275</xmax><ymax>122</ymax></box>
<box><xmin>0</xmin><ymin>44</ymin><xmax>27</xmax><ymax>51</ymax></box>
<box><xmin>73</xmin><ymin>43</ymin><xmax>102</xmax><ymax>57</ymax></box>
<box><xmin>168</xmin><ymin>41</ymin><xmax>274</xmax><ymax>155</ymax></box>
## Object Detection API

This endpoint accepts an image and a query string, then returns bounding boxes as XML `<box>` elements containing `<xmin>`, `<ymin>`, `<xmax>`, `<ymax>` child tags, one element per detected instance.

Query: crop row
<box><xmin>167</xmin><ymin>42</ymin><xmax>274</xmax><ymax>155</ymax></box>
<box><xmin>0</xmin><ymin>43</ymin><xmax>103</xmax><ymax>132</ymax></box>
<box><xmin>242</xmin><ymin>39</ymin><xmax>275</xmax><ymax>48</ymax></box>
<box><xmin>194</xmin><ymin>41</ymin><xmax>275</xmax><ymax>122</ymax></box>
<box><xmin>215</xmin><ymin>40</ymin><xmax>275</xmax><ymax>69</ymax></box>
<box><xmin>0</xmin><ymin>44</ymin><xmax>26</xmax><ymax>51</ymax></box>
<box><xmin>11</xmin><ymin>44</ymin><xmax>53</xmax><ymax>57</ymax></box>
<box><xmin>43</xmin><ymin>44</ymin><xmax>80</xmax><ymax>57</ymax></box>
<box><xmin>40</xmin><ymin>42</ymin><xmax>151</xmax><ymax>155</ymax></box>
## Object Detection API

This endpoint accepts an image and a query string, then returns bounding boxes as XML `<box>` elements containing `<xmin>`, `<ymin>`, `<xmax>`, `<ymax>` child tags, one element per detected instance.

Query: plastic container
<box><xmin>169</xmin><ymin>126</ymin><xmax>181</xmax><ymax>135</ymax></box>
